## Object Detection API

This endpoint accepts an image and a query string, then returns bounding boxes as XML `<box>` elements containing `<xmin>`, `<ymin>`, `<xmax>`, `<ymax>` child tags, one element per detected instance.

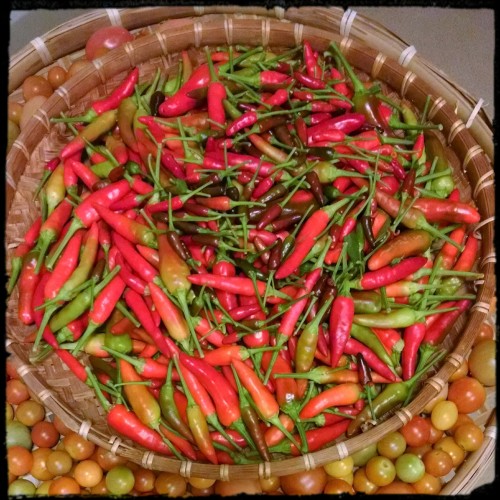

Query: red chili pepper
<box><xmin>92</xmin><ymin>67</ymin><xmax>139</xmax><ymax>116</ymax></box>
<box><xmin>212</xmin><ymin>260</ymin><xmax>238</xmax><ymax>312</ymax></box>
<box><xmin>452</xmin><ymin>233</ymin><xmax>479</xmax><ymax>272</ymax></box>
<box><xmin>192</xmin><ymin>316</ymin><xmax>225</xmax><ymax>347</ymax></box>
<box><xmin>353</xmin><ymin>256</ymin><xmax>428</xmax><ymax>290</ymax></box>
<box><xmin>299</xmin><ymin>383</ymin><xmax>362</xmax><ymax>419</ymax></box>
<box><xmin>18</xmin><ymin>250</ymin><xmax>41</xmax><ymax>325</ymax></box>
<box><xmin>343</xmin><ymin>338</ymin><xmax>397</xmax><ymax>382</ymax></box>
<box><xmin>263</xmin><ymin>88</ymin><xmax>289</xmax><ymax>107</ymax></box>
<box><xmin>261</xmin><ymin>351</ymin><xmax>299</xmax><ymax>409</ymax></box>
<box><xmin>329</xmin><ymin>295</ymin><xmax>355</xmax><ymax>368</ymax></box>
<box><xmin>303</xmin><ymin>40</ymin><xmax>322</xmax><ymax>79</ymax></box>
<box><xmin>207</xmin><ymin>81</ymin><xmax>227</xmax><ymax>129</ymax></box>
<box><xmin>423</xmin><ymin>299</ymin><xmax>472</xmax><ymax>345</ymax></box>
<box><xmin>111</xmin><ymin>251</ymin><xmax>146</xmax><ymax>295</ymax></box>
<box><xmin>401</xmin><ymin>322</ymin><xmax>426</xmax><ymax>380</ymax></box>
<box><xmin>43</xmin><ymin>230</ymin><xmax>84</xmax><ymax>300</ymax></box>
<box><xmin>124</xmin><ymin>288</ymin><xmax>179</xmax><ymax>359</ymax></box>
<box><xmin>276</xmin><ymin>198</ymin><xmax>350</xmax><ymax>279</ymax></box>
<box><xmin>47</xmin><ymin>179</ymin><xmax>131</xmax><ymax>269</ymax></box>
<box><xmin>412</xmin><ymin>198</ymin><xmax>481</xmax><ymax>225</ymax></box>
<box><xmin>112</xmin><ymin>232</ymin><xmax>159</xmax><ymax>283</ymax></box>
<box><xmin>68</xmin><ymin>159</ymin><xmax>100</xmax><ymax>190</ymax></box>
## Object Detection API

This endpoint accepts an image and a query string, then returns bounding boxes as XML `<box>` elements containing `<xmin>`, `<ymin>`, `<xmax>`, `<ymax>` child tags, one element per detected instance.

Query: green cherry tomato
<box><xmin>105</xmin><ymin>465</ymin><xmax>135</xmax><ymax>495</ymax></box>
<box><xmin>6</xmin><ymin>421</ymin><xmax>32</xmax><ymax>449</ymax></box>
<box><xmin>377</xmin><ymin>431</ymin><xmax>407</xmax><ymax>459</ymax></box>
<box><xmin>395</xmin><ymin>453</ymin><xmax>426</xmax><ymax>483</ymax></box>
<box><xmin>8</xmin><ymin>479</ymin><xmax>37</xmax><ymax>496</ymax></box>
<box><xmin>351</xmin><ymin>442</ymin><xmax>378</xmax><ymax>467</ymax></box>
<box><xmin>468</xmin><ymin>340</ymin><xmax>496</xmax><ymax>386</ymax></box>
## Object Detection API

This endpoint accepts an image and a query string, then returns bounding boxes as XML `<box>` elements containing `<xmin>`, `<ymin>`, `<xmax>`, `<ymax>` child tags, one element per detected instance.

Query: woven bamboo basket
<box><xmin>6</xmin><ymin>6</ymin><xmax>496</xmax><ymax>487</ymax></box>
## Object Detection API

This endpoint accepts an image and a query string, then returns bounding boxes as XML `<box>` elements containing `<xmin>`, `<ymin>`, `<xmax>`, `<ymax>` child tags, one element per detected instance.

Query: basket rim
<box><xmin>6</xmin><ymin>9</ymin><xmax>496</xmax><ymax>480</ymax></box>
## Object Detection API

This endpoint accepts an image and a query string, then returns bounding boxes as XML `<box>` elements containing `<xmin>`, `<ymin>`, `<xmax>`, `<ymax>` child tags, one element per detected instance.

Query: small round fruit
<box><xmin>447</xmin><ymin>377</ymin><xmax>486</xmax><ymax>413</ymax></box>
<box><xmin>324</xmin><ymin>456</ymin><xmax>354</xmax><ymax>477</ymax></box>
<box><xmin>22</xmin><ymin>75</ymin><xmax>53</xmax><ymax>100</ymax></box>
<box><xmin>400</xmin><ymin>416</ymin><xmax>431</xmax><ymax>447</ymax></box>
<box><xmin>324</xmin><ymin>478</ymin><xmax>355</xmax><ymax>494</ymax></box>
<box><xmin>473</xmin><ymin>322</ymin><xmax>494</xmax><ymax>346</ymax></box>
<box><xmin>395</xmin><ymin>453</ymin><xmax>425</xmax><ymax>483</ymax></box>
<box><xmin>6</xmin><ymin>421</ymin><xmax>32</xmax><ymax>449</ymax></box>
<box><xmin>413</xmin><ymin>472</ymin><xmax>442</xmax><ymax>494</ymax></box>
<box><xmin>280</xmin><ymin>469</ymin><xmax>326</xmax><ymax>495</ymax></box>
<box><xmin>7</xmin><ymin>446</ymin><xmax>34</xmax><ymax>476</ymax></box>
<box><xmin>74</xmin><ymin>459</ymin><xmax>104</xmax><ymax>488</ymax></box>
<box><xmin>454</xmin><ymin>423</ymin><xmax>484</xmax><ymax>452</ymax></box>
<box><xmin>434</xmin><ymin>436</ymin><xmax>466</xmax><ymax>467</ymax></box>
<box><xmin>423</xmin><ymin>383</ymin><xmax>448</xmax><ymax>413</ymax></box>
<box><xmin>448</xmin><ymin>358</ymin><xmax>469</xmax><ymax>382</ymax></box>
<box><xmin>49</xmin><ymin>477</ymin><xmax>81</xmax><ymax>495</ymax></box>
<box><xmin>8</xmin><ymin>478</ymin><xmax>37</xmax><ymax>496</ymax></box>
<box><xmin>377</xmin><ymin>431</ymin><xmax>407</xmax><ymax>459</ymax></box>
<box><xmin>15</xmin><ymin>399</ymin><xmax>45</xmax><ymax>426</ymax></box>
<box><xmin>8</xmin><ymin>101</ymin><xmax>24</xmax><ymax>125</ymax></box>
<box><xmin>353</xmin><ymin>467</ymin><xmax>378</xmax><ymax>494</ymax></box>
<box><xmin>422</xmin><ymin>449</ymin><xmax>453</xmax><ymax>477</ymax></box>
<box><xmin>351</xmin><ymin>442</ymin><xmax>378</xmax><ymax>467</ymax></box>
<box><xmin>47</xmin><ymin>66</ymin><xmax>68</xmax><ymax>89</ymax></box>
<box><xmin>63</xmin><ymin>431</ymin><xmax>96</xmax><ymax>461</ymax></box>
<box><xmin>375</xmin><ymin>481</ymin><xmax>417</xmax><ymax>494</ymax></box>
<box><xmin>431</xmin><ymin>400</ymin><xmax>458</xmax><ymax>431</ymax></box>
<box><xmin>6</xmin><ymin>379</ymin><xmax>30</xmax><ymax>404</ymax></box>
<box><xmin>30</xmin><ymin>448</ymin><xmax>54</xmax><ymax>481</ymax></box>
<box><xmin>365</xmin><ymin>456</ymin><xmax>396</xmax><ymax>487</ymax></box>
<box><xmin>31</xmin><ymin>421</ymin><xmax>60</xmax><ymax>448</ymax></box>
<box><xmin>259</xmin><ymin>476</ymin><xmax>280</xmax><ymax>493</ymax></box>
<box><xmin>133</xmin><ymin>468</ymin><xmax>156</xmax><ymax>492</ymax></box>
<box><xmin>468</xmin><ymin>340</ymin><xmax>496</xmax><ymax>386</ymax></box>
<box><xmin>47</xmin><ymin>450</ymin><xmax>73</xmax><ymax>476</ymax></box>
<box><xmin>106</xmin><ymin>465</ymin><xmax>136</xmax><ymax>495</ymax></box>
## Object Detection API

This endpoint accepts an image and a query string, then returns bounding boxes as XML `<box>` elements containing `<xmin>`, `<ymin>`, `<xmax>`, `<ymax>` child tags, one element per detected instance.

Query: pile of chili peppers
<box><xmin>8</xmin><ymin>40</ymin><xmax>484</xmax><ymax>465</ymax></box>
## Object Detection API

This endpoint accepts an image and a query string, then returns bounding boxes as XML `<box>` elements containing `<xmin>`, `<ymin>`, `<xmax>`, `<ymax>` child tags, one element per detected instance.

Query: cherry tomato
<box><xmin>351</xmin><ymin>442</ymin><xmax>378</xmax><ymax>466</ymax></box>
<box><xmin>6</xmin><ymin>379</ymin><xmax>30</xmax><ymax>404</ymax></box>
<box><xmin>7</xmin><ymin>421</ymin><xmax>32</xmax><ymax>449</ymax></box>
<box><xmin>324</xmin><ymin>456</ymin><xmax>354</xmax><ymax>478</ymax></box>
<box><xmin>190</xmin><ymin>484</ymin><xmax>216</xmax><ymax>496</ymax></box>
<box><xmin>413</xmin><ymin>472</ymin><xmax>442</xmax><ymax>494</ymax></box>
<box><xmin>15</xmin><ymin>399</ymin><xmax>45</xmax><ymax>427</ymax></box>
<box><xmin>259</xmin><ymin>476</ymin><xmax>280</xmax><ymax>492</ymax></box>
<box><xmin>90</xmin><ymin>479</ymin><xmax>109</xmax><ymax>495</ymax></box>
<box><xmin>8</xmin><ymin>101</ymin><xmax>24</xmax><ymax>125</ymax></box>
<box><xmin>365</xmin><ymin>456</ymin><xmax>396</xmax><ymax>487</ymax></box>
<box><xmin>448</xmin><ymin>358</ymin><xmax>468</xmax><ymax>382</ymax></box>
<box><xmin>428</xmin><ymin>424</ymin><xmax>444</xmax><ymax>444</ymax></box>
<box><xmin>7</xmin><ymin>446</ymin><xmax>34</xmax><ymax>476</ymax></box>
<box><xmin>434</xmin><ymin>436</ymin><xmax>466</xmax><ymax>467</ymax></box>
<box><xmin>473</xmin><ymin>321</ymin><xmax>494</xmax><ymax>346</ymax></box>
<box><xmin>189</xmin><ymin>477</ymin><xmax>216</xmax><ymax>490</ymax></box>
<box><xmin>324</xmin><ymin>478</ymin><xmax>355</xmax><ymax>494</ymax></box>
<box><xmin>85</xmin><ymin>26</ymin><xmax>134</xmax><ymax>61</ymax></box>
<box><xmin>422</xmin><ymin>449</ymin><xmax>453</xmax><ymax>477</ymax></box>
<box><xmin>47</xmin><ymin>66</ymin><xmax>68</xmax><ymax>89</ymax></box>
<box><xmin>30</xmin><ymin>448</ymin><xmax>55</xmax><ymax>481</ymax></box>
<box><xmin>67</xmin><ymin>59</ymin><xmax>90</xmax><ymax>79</ymax></box>
<box><xmin>22</xmin><ymin>75</ymin><xmax>53</xmax><ymax>101</ymax></box>
<box><xmin>395</xmin><ymin>453</ymin><xmax>425</xmax><ymax>483</ymax></box>
<box><xmin>447</xmin><ymin>377</ymin><xmax>486</xmax><ymax>414</ymax></box>
<box><xmin>31</xmin><ymin>420</ymin><xmax>60</xmax><ymax>448</ymax></box>
<box><xmin>134</xmin><ymin>467</ymin><xmax>157</xmax><ymax>492</ymax></box>
<box><xmin>468</xmin><ymin>340</ymin><xmax>496</xmax><ymax>386</ymax></box>
<box><xmin>377</xmin><ymin>431</ymin><xmax>407</xmax><ymax>459</ymax></box>
<box><xmin>448</xmin><ymin>413</ymin><xmax>475</xmax><ymax>435</ymax></box>
<box><xmin>46</xmin><ymin>450</ymin><xmax>73</xmax><ymax>476</ymax></box>
<box><xmin>95</xmin><ymin>445</ymin><xmax>128</xmax><ymax>471</ymax></box>
<box><xmin>431</xmin><ymin>400</ymin><xmax>458</xmax><ymax>431</ymax></box>
<box><xmin>8</xmin><ymin>479</ymin><xmax>37</xmax><ymax>496</ymax></box>
<box><xmin>280</xmin><ymin>469</ymin><xmax>327</xmax><ymax>495</ymax></box>
<box><xmin>374</xmin><ymin>481</ymin><xmax>417</xmax><ymax>494</ymax></box>
<box><xmin>400</xmin><ymin>415</ymin><xmax>431</xmax><ymax>447</ymax></box>
<box><xmin>35</xmin><ymin>481</ymin><xmax>54</xmax><ymax>496</ymax></box>
<box><xmin>453</xmin><ymin>422</ymin><xmax>484</xmax><ymax>452</ymax></box>
<box><xmin>49</xmin><ymin>477</ymin><xmax>81</xmax><ymax>495</ymax></box>
<box><xmin>53</xmin><ymin>415</ymin><xmax>72</xmax><ymax>436</ymax></box>
<box><xmin>353</xmin><ymin>467</ymin><xmax>378</xmax><ymax>494</ymax></box>
<box><xmin>106</xmin><ymin>465</ymin><xmax>135</xmax><ymax>495</ymax></box>
<box><xmin>154</xmin><ymin>472</ymin><xmax>187</xmax><ymax>496</ymax></box>
<box><xmin>63</xmin><ymin>431</ymin><xmax>96</xmax><ymax>461</ymax></box>
<box><xmin>74</xmin><ymin>459</ymin><xmax>104</xmax><ymax>488</ymax></box>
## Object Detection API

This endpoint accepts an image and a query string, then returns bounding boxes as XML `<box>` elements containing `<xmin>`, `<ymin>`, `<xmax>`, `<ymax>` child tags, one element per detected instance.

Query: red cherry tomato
<box><xmin>85</xmin><ymin>26</ymin><xmax>133</xmax><ymax>60</ymax></box>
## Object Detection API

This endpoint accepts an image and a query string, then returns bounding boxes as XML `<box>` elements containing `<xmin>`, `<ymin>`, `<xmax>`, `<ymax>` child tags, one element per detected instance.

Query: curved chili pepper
<box><xmin>423</xmin><ymin>299</ymin><xmax>472</xmax><ymax>345</ymax></box>
<box><xmin>329</xmin><ymin>294</ymin><xmax>355</xmax><ymax>368</ymax></box>
<box><xmin>401</xmin><ymin>322</ymin><xmax>426</xmax><ymax>381</ymax></box>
